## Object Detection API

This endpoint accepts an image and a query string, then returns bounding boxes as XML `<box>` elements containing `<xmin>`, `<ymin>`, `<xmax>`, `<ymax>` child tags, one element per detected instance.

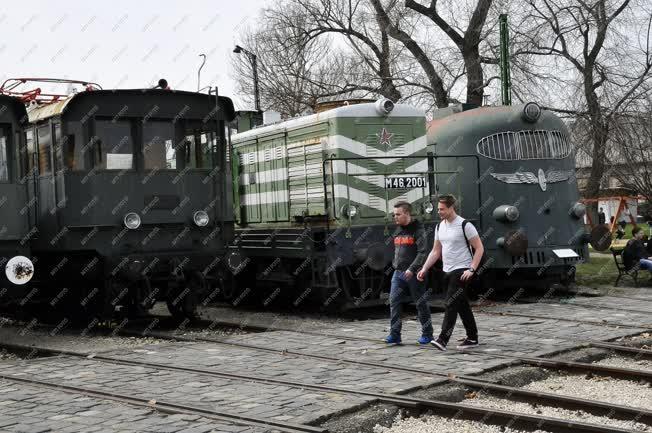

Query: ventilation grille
<box><xmin>477</xmin><ymin>130</ymin><xmax>572</xmax><ymax>160</ymax></box>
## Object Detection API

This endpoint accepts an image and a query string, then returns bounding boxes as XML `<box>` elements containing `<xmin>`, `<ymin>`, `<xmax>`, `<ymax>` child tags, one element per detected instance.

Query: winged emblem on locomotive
<box><xmin>490</xmin><ymin>168</ymin><xmax>575</xmax><ymax>191</ymax></box>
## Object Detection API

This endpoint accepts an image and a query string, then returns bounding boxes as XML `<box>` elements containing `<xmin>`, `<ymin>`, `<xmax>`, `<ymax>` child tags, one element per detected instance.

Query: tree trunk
<box><xmin>464</xmin><ymin>48</ymin><xmax>484</xmax><ymax>106</ymax></box>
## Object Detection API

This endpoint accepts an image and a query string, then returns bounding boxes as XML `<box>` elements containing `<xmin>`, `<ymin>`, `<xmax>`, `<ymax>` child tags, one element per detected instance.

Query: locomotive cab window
<box><xmin>93</xmin><ymin>120</ymin><xmax>134</xmax><ymax>170</ymax></box>
<box><xmin>183</xmin><ymin>125</ymin><xmax>216</xmax><ymax>169</ymax></box>
<box><xmin>143</xmin><ymin>121</ymin><xmax>179</xmax><ymax>170</ymax></box>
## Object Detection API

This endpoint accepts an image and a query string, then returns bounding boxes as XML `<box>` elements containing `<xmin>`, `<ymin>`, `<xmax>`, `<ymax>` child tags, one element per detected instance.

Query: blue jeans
<box><xmin>389</xmin><ymin>270</ymin><xmax>433</xmax><ymax>338</ymax></box>
<box><xmin>639</xmin><ymin>259</ymin><xmax>652</xmax><ymax>272</ymax></box>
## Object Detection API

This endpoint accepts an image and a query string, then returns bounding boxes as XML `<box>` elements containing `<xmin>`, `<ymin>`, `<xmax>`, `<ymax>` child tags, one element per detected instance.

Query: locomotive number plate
<box><xmin>385</xmin><ymin>176</ymin><xmax>426</xmax><ymax>189</ymax></box>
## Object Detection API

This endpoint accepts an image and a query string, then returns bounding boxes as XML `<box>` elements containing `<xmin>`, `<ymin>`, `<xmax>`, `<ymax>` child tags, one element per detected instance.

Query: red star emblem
<box><xmin>376</xmin><ymin>128</ymin><xmax>394</xmax><ymax>148</ymax></box>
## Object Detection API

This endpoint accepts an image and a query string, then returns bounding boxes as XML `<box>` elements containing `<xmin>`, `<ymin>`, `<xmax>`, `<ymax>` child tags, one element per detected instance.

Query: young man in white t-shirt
<box><xmin>417</xmin><ymin>194</ymin><xmax>483</xmax><ymax>350</ymax></box>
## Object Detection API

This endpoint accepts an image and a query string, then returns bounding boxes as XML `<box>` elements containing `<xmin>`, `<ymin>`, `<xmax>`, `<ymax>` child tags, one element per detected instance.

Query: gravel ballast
<box><xmin>462</xmin><ymin>391</ymin><xmax>651</xmax><ymax>431</ymax></box>
<box><xmin>595</xmin><ymin>355</ymin><xmax>652</xmax><ymax>371</ymax></box>
<box><xmin>373</xmin><ymin>414</ymin><xmax>550</xmax><ymax>433</ymax></box>
<box><xmin>524</xmin><ymin>372</ymin><xmax>651</xmax><ymax>408</ymax></box>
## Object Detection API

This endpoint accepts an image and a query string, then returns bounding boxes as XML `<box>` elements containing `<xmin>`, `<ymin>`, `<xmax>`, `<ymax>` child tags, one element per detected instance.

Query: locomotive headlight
<box><xmin>493</xmin><ymin>205</ymin><xmax>520</xmax><ymax>223</ymax></box>
<box><xmin>423</xmin><ymin>202</ymin><xmax>434</xmax><ymax>214</ymax></box>
<box><xmin>341</xmin><ymin>204</ymin><xmax>358</xmax><ymax>218</ymax></box>
<box><xmin>522</xmin><ymin>102</ymin><xmax>542</xmax><ymax>123</ymax></box>
<box><xmin>193</xmin><ymin>210</ymin><xmax>210</xmax><ymax>227</ymax></box>
<box><xmin>5</xmin><ymin>256</ymin><xmax>34</xmax><ymax>285</ymax></box>
<box><xmin>375</xmin><ymin>98</ymin><xmax>395</xmax><ymax>116</ymax></box>
<box><xmin>123</xmin><ymin>212</ymin><xmax>141</xmax><ymax>230</ymax></box>
<box><xmin>570</xmin><ymin>202</ymin><xmax>586</xmax><ymax>219</ymax></box>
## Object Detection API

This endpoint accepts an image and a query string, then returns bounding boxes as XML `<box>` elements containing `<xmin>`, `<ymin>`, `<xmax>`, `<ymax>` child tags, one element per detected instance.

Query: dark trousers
<box><xmin>438</xmin><ymin>268</ymin><xmax>478</xmax><ymax>344</ymax></box>
<box><xmin>389</xmin><ymin>270</ymin><xmax>433</xmax><ymax>338</ymax></box>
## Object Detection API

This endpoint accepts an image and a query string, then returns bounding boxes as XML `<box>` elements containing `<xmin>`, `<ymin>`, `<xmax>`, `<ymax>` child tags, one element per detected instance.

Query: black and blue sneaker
<box><xmin>384</xmin><ymin>334</ymin><xmax>402</xmax><ymax>345</ymax></box>
<box><xmin>417</xmin><ymin>335</ymin><xmax>433</xmax><ymax>345</ymax></box>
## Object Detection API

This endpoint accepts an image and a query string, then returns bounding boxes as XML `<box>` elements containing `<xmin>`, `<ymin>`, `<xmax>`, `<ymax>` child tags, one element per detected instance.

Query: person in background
<box><xmin>623</xmin><ymin>227</ymin><xmax>652</xmax><ymax>281</ymax></box>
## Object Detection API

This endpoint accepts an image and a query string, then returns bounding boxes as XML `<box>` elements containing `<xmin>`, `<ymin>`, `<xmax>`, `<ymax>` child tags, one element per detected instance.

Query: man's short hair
<box><xmin>393</xmin><ymin>201</ymin><xmax>412</xmax><ymax>214</ymax></box>
<box><xmin>632</xmin><ymin>226</ymin><xmax>643</xmax><ymax>236</ymax></box>
<box><xmin>437</xmin><ymin>194</ymin><xmax>457</xmax><ymax>208</ymax></box>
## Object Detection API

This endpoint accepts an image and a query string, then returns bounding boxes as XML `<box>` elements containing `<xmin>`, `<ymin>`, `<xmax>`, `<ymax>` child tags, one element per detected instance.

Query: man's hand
<box><xmin>416</xmin><ymin>268</ymin><xmax>427</xmax><ymax>281</ymax></box>
<box><xmin>460</xmin><ymin>270</ymin><xmax>474</xmax><ymax>282</ymax></box>
<box><xmin>403</xmin><ymin>270</ymin><xmax>414</xmax><ymax>281</ymax></box>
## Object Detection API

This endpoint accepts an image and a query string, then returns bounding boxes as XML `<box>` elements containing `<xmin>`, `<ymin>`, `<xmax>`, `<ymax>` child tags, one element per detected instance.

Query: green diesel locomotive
<box><xmin>230</xmin><ymin>100</ymin><xmax>434</xmax><ymax>308</ymax></box>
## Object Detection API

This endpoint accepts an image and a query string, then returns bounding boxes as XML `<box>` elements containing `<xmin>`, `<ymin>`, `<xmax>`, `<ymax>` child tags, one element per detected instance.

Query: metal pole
<box><xmin>251</xmin><ymin>53</ymin><xmax>261</xmax><ymax>113</ymax></box>
<box><xmin>197</xmin><ymin>54</ymin><xmax>206</xmax><ymax>92</ymax></box>
<box><xmin>499</xmin><ymin>14</ymin><xmax>512</xmax><ymax>106</ymax></box>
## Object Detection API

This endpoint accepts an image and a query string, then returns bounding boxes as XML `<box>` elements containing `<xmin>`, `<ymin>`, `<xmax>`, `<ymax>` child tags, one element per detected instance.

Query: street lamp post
<box><xmin>233</xmin><ymin>45</ymin><xmax>261</xmax><ymax>113</ymax></box>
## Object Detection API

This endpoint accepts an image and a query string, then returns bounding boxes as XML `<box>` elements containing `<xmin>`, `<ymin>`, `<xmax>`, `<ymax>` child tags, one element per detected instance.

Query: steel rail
<box><xmin>485</xmin><ymin>325</ymin><xmax>652</xmax><ymax>360</ymax></box>
<box><xmin>0</xmin><ymin>371</ymin><xmax>326</xmax><ymax>433</ymax></box>
<box><xmin>476</xmin><ymin>309</ymin><xmax>652</xmax><ymax>330</ymax></box>
<box><xmin>0</xmin><ymin>343</ymin><xmax>641</xmax><ymax>433</ymax></box>
<box><xmin>513</xmin><ymin>298</ymin><xmax>652</xmax><ymax>316</ymax></box>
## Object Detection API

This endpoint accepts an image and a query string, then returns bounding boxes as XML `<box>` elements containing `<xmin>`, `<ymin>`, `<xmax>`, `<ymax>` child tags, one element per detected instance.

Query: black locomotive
<box><xmin>5</xmin><ymin>79</ymin><xmax>236</xmax><ymax>320</ymax></box>
<box><xmin>0</xmin><ymin>95</ymin><xmax>35</xmax><ymax>300</ymax></box>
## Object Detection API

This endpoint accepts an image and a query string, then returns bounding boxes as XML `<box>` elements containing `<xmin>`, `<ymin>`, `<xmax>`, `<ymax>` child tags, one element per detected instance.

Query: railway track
<box><xmin>476</xmin><ymin>308</ymin><xmax>652</xmax><ymax>330</ymax></box>
<box><xmin>148</xmin><ymin>314</ymin><xmax>652</xmax><ymax>378</ymax></box>
<box><xmin>511</xmin><ymin>297</ymin><xmax>652</xmax><ymax>316</ymax></box>
<box><xmin>0</xmin><ymin>340</ymin><xmax>648</xmax><ymax>433</ymax></box>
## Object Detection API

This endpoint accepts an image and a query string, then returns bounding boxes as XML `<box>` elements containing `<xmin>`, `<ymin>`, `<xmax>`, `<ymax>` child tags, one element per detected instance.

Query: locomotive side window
<box><xmin>53</xmin><ymin>124</ymin><xmax>63</xmax><ymax>172</ymax></box>
<box><xmin>0</xmin><ymin>127</ymin><xmax>8</xmax><ymax>182</ymax></box>
<box><xmin>25</xmin><ymin>129</ymin><xmax>36</xmax><ymax>176</ymax></box>
<box><xmin>37</xmin><ymin>125</ymin><xmax>52</xmax><ymax>175</ymax></box>
<box><xmin>143</xmin><ymin>121</ymin><xmax>177</xmax><ymax>170</ymax></box>
<box><xmin>93</xmin><ymin>120</ymin><xmax>134</xmax><ymax>170</ymax></box>
<box><xmin>63</xmin><ymin>121</ymin><xmax>86</xmax><ymax>170</ymax></box>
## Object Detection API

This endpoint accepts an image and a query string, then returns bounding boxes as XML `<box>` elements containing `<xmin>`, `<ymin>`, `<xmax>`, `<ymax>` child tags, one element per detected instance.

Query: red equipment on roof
<box><xmin>0</xmin><ymin>78</ymin><xmax>102</xmax><ymax>104</ymax></box>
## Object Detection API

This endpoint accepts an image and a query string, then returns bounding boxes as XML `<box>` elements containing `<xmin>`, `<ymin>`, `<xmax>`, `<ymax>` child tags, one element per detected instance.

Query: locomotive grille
<box><xmin>477</xmin><ymin>130</ymin><xmax>571</xmax><ymax>160</ymax></box>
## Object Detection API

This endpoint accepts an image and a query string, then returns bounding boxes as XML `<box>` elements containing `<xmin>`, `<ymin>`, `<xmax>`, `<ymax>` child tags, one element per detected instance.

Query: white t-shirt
<box><xmin>434</xmin><ymin>215</ymin><xmax>479</xmax><ymax>272</ymax></box>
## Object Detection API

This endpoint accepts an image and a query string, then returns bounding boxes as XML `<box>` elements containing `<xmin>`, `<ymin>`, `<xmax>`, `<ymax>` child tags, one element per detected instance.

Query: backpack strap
<box><xmin>461</xmin><ymin>219</ymin><xmax>473</xmax><ymax>257</ymax></box>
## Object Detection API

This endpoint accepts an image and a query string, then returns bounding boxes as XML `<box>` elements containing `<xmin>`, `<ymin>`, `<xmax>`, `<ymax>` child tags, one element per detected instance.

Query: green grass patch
<box><xmin>575</xmin><ymin>255</ymin><xmax>619</xmax><ymax>287</ymax></box>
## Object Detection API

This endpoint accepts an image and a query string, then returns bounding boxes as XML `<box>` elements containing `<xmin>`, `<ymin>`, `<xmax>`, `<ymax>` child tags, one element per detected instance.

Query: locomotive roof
<box><xmin>26</xmin><ymin>89</ymin><xmax>236</xmax><ymax>123</ymax></box>
<box><xmin>0</xmin><ymin>94</ymin><xmax>28</xmax><ymax>123</ymax></box>
<box><xmin>233</xmin><ymin>102</ymin><xmax>425</xmax><ymax>142</ymax></box>
<box><xmin>426</xmin><ymin>104</ymin><xmax>566</xmax><ymax>144</ymax></box>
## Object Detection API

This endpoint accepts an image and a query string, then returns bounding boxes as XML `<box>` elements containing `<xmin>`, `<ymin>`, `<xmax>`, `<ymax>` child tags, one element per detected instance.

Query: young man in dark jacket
<box><xmin>385</xmin><ymin>201</ymin><xmax>433</xmax><ymax>345</ymax></box>
<box><xmin>624</xmin><ymin>227</ymin><xmax>652</xmax><ymax>276</ymax></box>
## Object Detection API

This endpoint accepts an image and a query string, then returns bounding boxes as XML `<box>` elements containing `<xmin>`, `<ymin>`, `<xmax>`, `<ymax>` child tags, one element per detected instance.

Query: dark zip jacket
<box><xmin>392</xmin><ymin>220</ymin><xmax>427</xmax><ymax>273</ymax></box>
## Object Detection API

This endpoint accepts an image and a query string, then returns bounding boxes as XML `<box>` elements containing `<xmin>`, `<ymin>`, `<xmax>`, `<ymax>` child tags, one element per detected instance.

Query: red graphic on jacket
<box><xmin>394</xmin><ymin>236</ymin><xmax>416</xmax><ymax>246</ymax></box>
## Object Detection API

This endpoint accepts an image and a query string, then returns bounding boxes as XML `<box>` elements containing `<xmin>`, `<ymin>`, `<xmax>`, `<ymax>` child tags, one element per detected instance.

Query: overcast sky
<box><xmin>0</xmin><ymin>0</ymin><xmax>269</xmax><ymax>109</ymax></box>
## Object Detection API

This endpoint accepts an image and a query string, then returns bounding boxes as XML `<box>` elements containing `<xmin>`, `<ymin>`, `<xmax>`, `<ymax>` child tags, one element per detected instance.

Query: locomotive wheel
<box><xmin>166</xmin><ymin>274</ymin><xmax>205</xmax><ymax>321</ymax></box>
<box><xmin>166</xmin><ymin>288</ymin><xmax>198</xmax><ymax>320</ymax></box>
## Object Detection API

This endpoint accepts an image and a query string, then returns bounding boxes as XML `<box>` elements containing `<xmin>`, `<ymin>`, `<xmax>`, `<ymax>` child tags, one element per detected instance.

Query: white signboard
<box><xmin>106</xmin><ymin>153</ymin><xmax>133</xmax><ymax>169</ymax></box>
<box><xmin>552</xmin><ymin>249</ymin><xmax>580</xmax><ymax>258</ymax></box>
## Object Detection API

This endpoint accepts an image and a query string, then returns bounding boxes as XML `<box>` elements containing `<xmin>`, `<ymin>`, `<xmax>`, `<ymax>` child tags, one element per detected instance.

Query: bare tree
<box><xmin>397</xmin><ymin>0</ymin><xmax>496</xmax><ymax>106</ymax></box>
<box><xmin>269</xmin><ymin>0</ymin><xmax>406</xmax><ymax>101</ymax></box>
<box><xmin>511</xmin><ymin>0</ymin><xmax>652</xmax><ymax>211</ymax></box>
<box><xmin>608</xmin><ymin>101</ymin><xmax>652</xmax><ymax>205</ymax></box>
<box><xmin>231</xmin><ymin>12</ymin><xmax>358</xmax><ymax>116</ymax></box>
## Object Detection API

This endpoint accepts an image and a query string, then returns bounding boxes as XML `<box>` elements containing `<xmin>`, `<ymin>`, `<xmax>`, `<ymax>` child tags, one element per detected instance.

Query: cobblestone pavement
<box><xmin>0</xmin><ymin>380</ymin><xmax>267</xmax><ymax>433</ymax></box>
<box><xmin>0</xmin><ymin>292</ymin><xmax>650</xmax><ymax>432</ymax></box>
